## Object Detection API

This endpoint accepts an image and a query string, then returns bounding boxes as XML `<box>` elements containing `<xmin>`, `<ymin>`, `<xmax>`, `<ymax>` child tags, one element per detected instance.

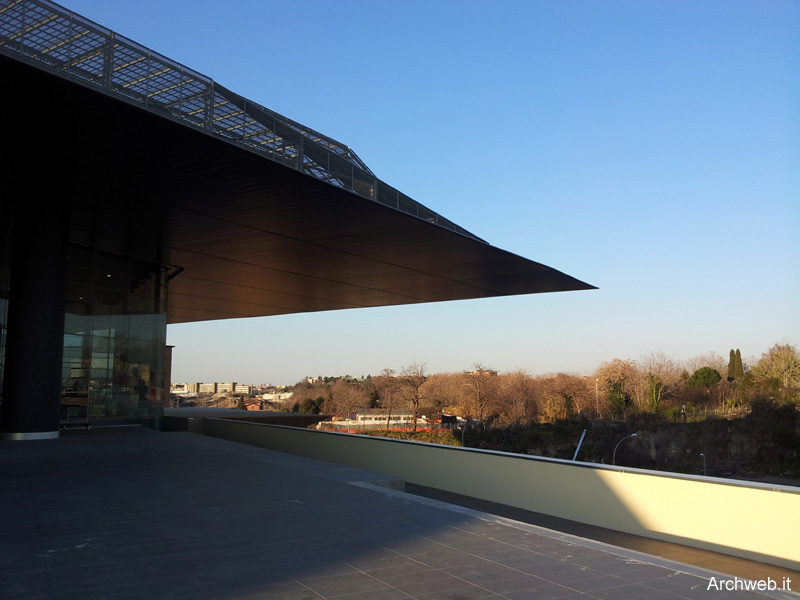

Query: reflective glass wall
<box><xmin>0</xmin><ymin>216</ymin><xmax>9</xmax><ymax>405</ymax></box>
<box><xmin>62</xmin><ymin>246</ymin><xmax>168</xmax><ymax>427</ymax></box>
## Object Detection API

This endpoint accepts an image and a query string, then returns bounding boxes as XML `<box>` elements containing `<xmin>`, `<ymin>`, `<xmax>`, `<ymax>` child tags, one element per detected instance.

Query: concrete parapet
<box><xmin>191</xmin><ymin>417</ymin><xmax>800</xmax><ymax>571</ymax></box>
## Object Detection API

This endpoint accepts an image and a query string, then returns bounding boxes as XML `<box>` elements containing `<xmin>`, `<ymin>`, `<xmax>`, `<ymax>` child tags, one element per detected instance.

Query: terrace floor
<box><xmin>1</xmin><ymin>426</ymin><xmax>797</xmax><ymax>600</ymax></box>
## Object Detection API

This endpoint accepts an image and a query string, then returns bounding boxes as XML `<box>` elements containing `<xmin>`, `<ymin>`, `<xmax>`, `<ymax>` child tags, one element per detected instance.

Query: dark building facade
<box><xmin>0</xmin><ymin>0</ymin><xmax>593</xmax><ymax>439</ymax></box>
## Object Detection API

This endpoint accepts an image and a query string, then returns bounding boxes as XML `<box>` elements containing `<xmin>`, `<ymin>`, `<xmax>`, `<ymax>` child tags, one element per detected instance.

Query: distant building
<box><xmin>432</xmin><ymin>414</ymin><xmax>459</xmax><ymax>427</ymax></box>
<box><xmin>261</xmin><ymin>392</ymin><xmax>294</xmax><ymax>404</ymax></box>
<box><xmin>468</xmin><ymin>369</ymin><xmax>498</xmax><ymax>377</ymax></box>
<box><xmin>172</xmin><ymin>382</ymin><xmax>263</xmax><ymax>399</ymax></box>
<box><xmin>319</xmin><ymin>410</ymin><xmax>417</xmax><ymax>431</ymax></box>
<box><xmin>171</xmin><ymin>382</ymin><xmax>200</xmax><ymax>395</ymax></box>
<box><xmin>318</xmin><ymin>410</ymin><xmax>462</xmax><ymax>432</ymax></box>
<box><xmin>234</xmin><ymin>384</ymin><xmax>252</xmax><ymax>396</ymax></box>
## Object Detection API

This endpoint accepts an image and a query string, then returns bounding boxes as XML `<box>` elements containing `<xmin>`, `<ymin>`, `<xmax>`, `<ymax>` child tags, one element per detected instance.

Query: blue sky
<box><xmin>65</xmin><ymin>0</ymin><xmax>799</xmax><ymax>385</ymax></box>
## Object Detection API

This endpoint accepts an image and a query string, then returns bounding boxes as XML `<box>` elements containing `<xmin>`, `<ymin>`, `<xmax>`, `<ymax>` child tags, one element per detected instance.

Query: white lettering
<box><xmin>705</xmin><ymin>577</ymin><xmax>790</xmax><ymax>593</ymax></box>
<box><xmin>739</xmin><ymin>578</ymin><xmax>757</xmax><ymax>591</ymax></box>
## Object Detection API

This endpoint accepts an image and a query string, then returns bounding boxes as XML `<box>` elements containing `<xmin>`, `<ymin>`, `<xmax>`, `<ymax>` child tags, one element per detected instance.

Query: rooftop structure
<box><xmin>0</xmin><ymin>0</ymin><xmax>593</xmax><ymax>438</ymax></box>
<box><xmin>0</xmin><ymin>0</ymin><xmax>480</xmax><ymax>241</ymax></box>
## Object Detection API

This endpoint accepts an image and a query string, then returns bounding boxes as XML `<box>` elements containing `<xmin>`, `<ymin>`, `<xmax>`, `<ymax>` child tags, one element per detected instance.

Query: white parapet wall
<box><xmin>190</xmin><ymin>417</ymin><xmax>800</xmax><ymax>570</ymax></box>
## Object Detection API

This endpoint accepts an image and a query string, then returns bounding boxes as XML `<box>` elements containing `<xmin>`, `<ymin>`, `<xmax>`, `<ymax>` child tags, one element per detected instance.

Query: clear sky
<box><xmin>65</xmin><ymin>0</ymin><xmax>799</xmax><ymax>386</ymax></box>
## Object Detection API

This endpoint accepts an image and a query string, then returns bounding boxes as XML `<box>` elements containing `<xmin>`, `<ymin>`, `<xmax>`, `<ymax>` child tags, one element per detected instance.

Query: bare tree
<box><xmin>685</xmin><ymin>352</ymin><xmax>726</xmax><ymax>377</ymax></box>
<box><xmin>638</xmin><ymin>351</ymin><xmax>683</xmax><ymax>413</ymax></box>
<box><xmin>752</xmin><ymin>342</ymin><xmax>800</xmax><ymax>401</ymax></box>
<box><xmin>462</xmin><ymin>364</ymin><xmax>498</xmax><ymax>424</ymax></box>
<box><xmin>496</xmin><ymin>370</ymin><xmax>538</xmax><ymax>426</ymax></box>
<box><xmin>398</xmin><ymin>362</ymin><xmax>427</xmax><ymax>432</ymax></box>
<box><xmin>422</xmin><ymin>372</ymin><xmax>462</xmax><ymax>412</ymax></box>
<box><xmin>372</xmin><ymin>369</ymin><xmax>404</xmax><ymax>431</ymax></box>
<box><xmin>536</xmin><ymin>373</ymin><xmax>590</xmax><ymax>421</ymax></box>
<box><xmin>323</xmin><ymin>378</ymin><xmax>370</xmax><ymax>427</ymax></box>
<box><xmin>594</xmin><ymin>359</ymin><xmax>638</xmax><ymax>419</ymax></box>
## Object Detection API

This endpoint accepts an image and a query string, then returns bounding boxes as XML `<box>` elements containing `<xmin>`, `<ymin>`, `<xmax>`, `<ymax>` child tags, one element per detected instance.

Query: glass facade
<box><xmin>0</xmin><ymin>215</ymin><xmax>9</xmax><ymax>405</ymax></box>
<box><xmin>0</xmin><ymin>221</ymin><xmax>168</xmax><ymax>429</ymax></box>
<box><xmin>61</xmin><ymin>246</ymin><xmax>168</xmax><ymax>427</ymax></box>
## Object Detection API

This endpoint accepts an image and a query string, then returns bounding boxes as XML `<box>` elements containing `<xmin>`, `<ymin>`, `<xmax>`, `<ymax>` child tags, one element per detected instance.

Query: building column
<box><xmin>0</xmin><ymin>197</ymin><xmax>70</xmax><ymax>440</ymax></box>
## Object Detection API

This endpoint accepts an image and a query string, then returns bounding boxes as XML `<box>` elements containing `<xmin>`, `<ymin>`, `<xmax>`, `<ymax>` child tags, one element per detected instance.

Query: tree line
<box><xmin>288</xmin><ymin>342</ymin><xmax>800</xmax><ymax>426</ymax></box>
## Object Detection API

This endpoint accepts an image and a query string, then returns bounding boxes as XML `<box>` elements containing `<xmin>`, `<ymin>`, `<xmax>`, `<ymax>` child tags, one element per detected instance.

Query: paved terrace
<box><xmin>2</xmin><ymin>427</ymin><xmax>797</xmax><ymax>600</ymax></box>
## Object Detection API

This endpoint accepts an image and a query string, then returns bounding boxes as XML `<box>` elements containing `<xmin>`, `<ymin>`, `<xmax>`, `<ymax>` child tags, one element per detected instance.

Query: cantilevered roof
<box><xmin>1</xmin><ymin>0</ymin><xmax>594</xmax><ymax>325</ymax></box>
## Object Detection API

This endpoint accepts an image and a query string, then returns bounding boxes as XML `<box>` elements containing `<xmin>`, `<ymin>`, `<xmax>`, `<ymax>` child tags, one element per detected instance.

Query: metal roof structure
<box><xmin>1</xmin><ymin>0</ymin><xmax>595</xmax><ymax>325</ymax></box>
<box><xmin>0</xmin><ymin>0</ymin><xmax>479</xmax><ymax>241</ymax></box>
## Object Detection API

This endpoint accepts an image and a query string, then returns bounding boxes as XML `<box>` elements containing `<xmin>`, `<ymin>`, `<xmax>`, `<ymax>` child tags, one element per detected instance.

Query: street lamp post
<box><xmin>612</xmin><ymin>432</ymin><xmax>638</xmax><ymax>466</ymax></box>
<box><xmin>595</xmin><ymin>378</ymin><xmax>599</xmax><ymax>419</ymax></box>
<box><xmin>700</xmin><ymin>453</ymin><xmax>706</xmax><ymax>476</ymax></box>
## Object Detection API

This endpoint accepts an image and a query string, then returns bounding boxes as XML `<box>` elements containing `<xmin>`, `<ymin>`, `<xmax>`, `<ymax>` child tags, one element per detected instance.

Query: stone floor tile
<box><xmin>2</xmin><ymin>428</ymin><xmax>793</xmax><ymax>600</ymax></box>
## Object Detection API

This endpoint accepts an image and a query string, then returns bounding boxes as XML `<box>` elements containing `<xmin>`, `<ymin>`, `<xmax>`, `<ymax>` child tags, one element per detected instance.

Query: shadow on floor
<box><xmin>405</xmin><ymin>482</ymin><xmax>800</xmax><ymax>585</ymax></box>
